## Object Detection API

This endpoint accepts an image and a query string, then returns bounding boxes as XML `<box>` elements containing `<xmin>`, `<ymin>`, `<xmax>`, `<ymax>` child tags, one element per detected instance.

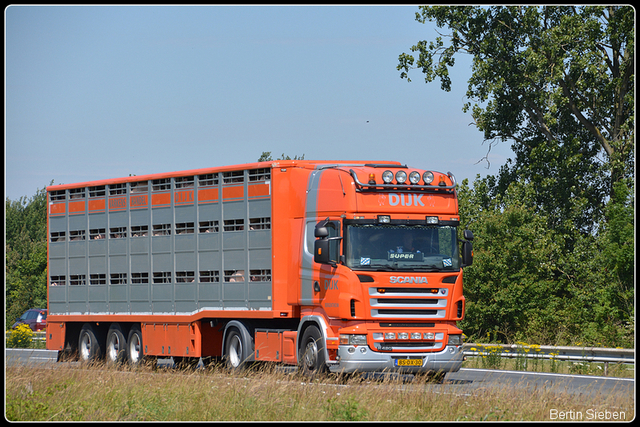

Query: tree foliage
<box><xmin>458</xmin><ymin>177</ymin><xmax>633</xmax><ymax>347</ymax></box>
<box><xmin>258</xmin><ymin>151</ymin><xmax>305</xmax><ymax>162</ymax></box>
<box><xmin>398</xmin><ymin>6</ymin><xmax>634</xmax><ymax>190</ymax></box>
<box><xmin>399</xmin><ymin>6</ymin><xmax>634</xmax><ymax>346</ymax></box>
<box><xmin>398</xmin><ymin>6</ymin><xmax>634</xmax><ymax>232</ymax></box>
<box><xmin>5</xmin><ymin>186</ymin><xmax>49</xmax><ymax>326</ymax></box>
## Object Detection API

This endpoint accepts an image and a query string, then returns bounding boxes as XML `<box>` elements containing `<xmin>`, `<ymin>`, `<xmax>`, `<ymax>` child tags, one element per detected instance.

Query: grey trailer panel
<box><xmin>47</xmin><ymin>168</ymin><xmax>274</xmax><ymax>317</ymax></box>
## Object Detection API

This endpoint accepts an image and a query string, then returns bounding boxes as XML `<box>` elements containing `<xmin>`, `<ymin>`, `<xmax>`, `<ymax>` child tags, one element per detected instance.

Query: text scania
<box><xmin>389</xmin><ymin>193</ymin><xmax>424</xmax><ymax>207</ymax></box>
<box><xmin>390</xmin><ymin>276</ymin><xmax>429</xmax><ymax>284</ymax></box>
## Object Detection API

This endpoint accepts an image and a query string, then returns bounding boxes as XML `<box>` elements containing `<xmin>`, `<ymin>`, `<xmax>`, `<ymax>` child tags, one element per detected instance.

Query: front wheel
<box><xmin>299</xmin><ymin>326</ymin><xmax>328</xmax><ymax>377</ymax></box>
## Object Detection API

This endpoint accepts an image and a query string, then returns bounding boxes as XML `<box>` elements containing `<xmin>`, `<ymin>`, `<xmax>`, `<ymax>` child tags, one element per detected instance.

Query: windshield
<box><xmin>345</xmin><ymin>223</ymin><xmax>460</xmax><ymax>271</ymax></box>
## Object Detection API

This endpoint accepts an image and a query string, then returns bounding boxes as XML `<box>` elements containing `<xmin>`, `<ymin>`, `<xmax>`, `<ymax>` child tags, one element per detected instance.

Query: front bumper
<box><xmin>331</xmin><ymin>344</ymin><xmax>464</xmax><ymax>374</ymax></box>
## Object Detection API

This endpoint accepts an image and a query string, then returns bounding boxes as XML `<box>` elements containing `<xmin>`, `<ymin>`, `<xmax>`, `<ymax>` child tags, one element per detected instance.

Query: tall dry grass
<box><xmin>6</xmin><ymin>362</ymin><xmax>635</xmax><ymax>421</ymax></box>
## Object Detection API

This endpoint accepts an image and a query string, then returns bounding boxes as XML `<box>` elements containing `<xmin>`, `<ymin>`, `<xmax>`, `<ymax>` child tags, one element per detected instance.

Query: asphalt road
<box><xmin>447</xmin><ymin>367</ymin><xmax>634</xmax><ymax>397</ymax></box>
<box><xmin>6</xmin><ymin>348</ymin><xmax>633</xmax><ymax>398</ymax></box>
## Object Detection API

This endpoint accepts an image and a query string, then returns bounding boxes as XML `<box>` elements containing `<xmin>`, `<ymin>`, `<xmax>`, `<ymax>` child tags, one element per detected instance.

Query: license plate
<box><xmin>395</xmin><ymin>358</ymin><xmax>423</xmax><ymax>367</ymax></box>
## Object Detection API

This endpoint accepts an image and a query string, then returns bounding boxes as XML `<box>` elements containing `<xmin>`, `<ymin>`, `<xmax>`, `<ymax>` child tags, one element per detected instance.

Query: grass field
<box><xmin>6</xmin><ymin>362</ymin><xmax>635</xmax><ymax>421</ymax></box>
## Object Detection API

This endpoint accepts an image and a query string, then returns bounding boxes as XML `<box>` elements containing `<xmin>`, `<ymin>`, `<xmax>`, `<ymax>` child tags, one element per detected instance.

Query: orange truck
<box><xmin>46</xmin><ymin>160</ymin><xmax>473</xmax><ymax>377</ymax></box>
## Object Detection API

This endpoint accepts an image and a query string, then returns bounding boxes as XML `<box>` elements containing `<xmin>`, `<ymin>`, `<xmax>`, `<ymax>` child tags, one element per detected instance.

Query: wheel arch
<box><xmin>297</xmin><ymin>315</ymin><xmax>332</xmax><ymax>366</ymax></box>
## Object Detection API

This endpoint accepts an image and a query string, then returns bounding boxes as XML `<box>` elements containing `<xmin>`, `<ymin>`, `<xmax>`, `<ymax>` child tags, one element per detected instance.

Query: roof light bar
<box><xmin>349</xmin><ymin>169</ymin><xmax>456</xmax><ymax>190</ymax></box>
<box><xmin>395</xmin><ymin>170</ymin><xmax>407</xmax><ymax>184</ymax></box>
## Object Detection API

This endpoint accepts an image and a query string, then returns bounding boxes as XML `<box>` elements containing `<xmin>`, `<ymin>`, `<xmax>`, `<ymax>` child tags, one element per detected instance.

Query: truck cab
<box><xmin>297</xmin><ymin>163</ymin><xmax>473</xmax><ymax>376</ymax></box>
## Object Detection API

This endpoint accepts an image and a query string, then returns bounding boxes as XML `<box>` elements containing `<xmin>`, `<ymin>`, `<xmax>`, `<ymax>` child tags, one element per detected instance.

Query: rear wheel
<box><xmin>78</xmin><ymin>323</ymin><xmax>103</xmax><ymax>363</ymax></box>
<box><xmin>105</xmin><ymin>323</ymin><xmax>127</xmax><ymax>366</ymax></box>
<box><xmin>126</xmin><ymin>325</ymin><xmax>146</xmax><ymax>367</ymax></box>
<box><xmin>299</xmin><ymin>325</ymin><xmax>328</xmax><ymax>377</ymax></box>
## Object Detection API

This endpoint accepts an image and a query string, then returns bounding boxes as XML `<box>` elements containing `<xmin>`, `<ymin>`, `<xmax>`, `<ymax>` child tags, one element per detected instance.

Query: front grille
<box><xmin>376</xmin><ymin>309</ymin><xmax>438</xmax><ymax>316</ymax></box>
<box><xmin>370</xmin><ymin>287</ymin><xmax>447</xmax><ymax>319</ymax></box>
<box><xmin>375</xmin><ymin>287</ymin><xmax>440</xmax><ymax>294</ymax></box>
<box><xmin>379</xmin><ymin>323</ymin><xmax>435</xmax><ymax>328</ymax></box>
<box><xmin>374</xmin><ymin>341</ymin><xmax>442</xmax><ymax>352</ymax></box>
<box><xmin>375</xmin><ymin>298</ymin><xmax>439</xmax><ymax>305</ymax></box>
<box><xmin>378</xmin><ymin>342</ymin><xmax>436</xmax><ymax>348</ymax></box>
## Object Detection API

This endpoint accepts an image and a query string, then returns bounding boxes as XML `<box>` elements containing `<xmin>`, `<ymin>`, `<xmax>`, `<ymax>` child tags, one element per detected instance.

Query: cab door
<box><xmin>300</xmin><ymin>218</ymin><xmax>342</xmax><ymax>307</ymax></box>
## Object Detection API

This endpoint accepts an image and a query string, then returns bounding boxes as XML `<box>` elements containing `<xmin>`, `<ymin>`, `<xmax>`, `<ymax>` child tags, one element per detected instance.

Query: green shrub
<box><xmin>7</xmin><ymin>324</ymin><xmax>34</xmax><ymax>348</ymax></box>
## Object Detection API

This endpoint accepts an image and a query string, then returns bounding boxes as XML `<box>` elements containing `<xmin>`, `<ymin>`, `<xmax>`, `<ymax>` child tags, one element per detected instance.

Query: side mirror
<box><xmin>313</xmin><ymin>219</ymin><xmax>342</xmax><ymax>266</ymax></box>
<box><xmin>315</xmin><ymin>226</ymin><xmax>329</xmax><ymax>238</ymax></box>
<box><xmin>461</xmin><ymin>229</ymin><xmax>474</xmax><ymax>267</ymax></box>
<box><xmin>461</xmin><ymin>240</ymin><xmax>473</xmax><ymax>267</ymax></box>
<box><xmin>314</xmin><ymin>239</ymin><xmax>331</xmax><ymax>264</ymax></box>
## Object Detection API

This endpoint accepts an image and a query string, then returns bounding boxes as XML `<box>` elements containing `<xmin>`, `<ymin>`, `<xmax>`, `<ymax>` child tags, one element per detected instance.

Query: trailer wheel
<box><xmin>299</xmin><ymin>325</ymin><xmax>328</xmax><ymax>376</ymax></box>
<box><xmin>126</xmin><ymin>325</ymin><xmax>145</xmax><ymax>367</ymax></box>
<box><xmin>105</xmin><ymin>323</ymin><xmax>127</xmax><ymax>366</ymax></box>
<box><xmin>224</xmin><ymin>328</ymin><xmax>249</xmax><ymax>370</ymax></box>
<box><xmin>78</xmin><ymin>323</ymin><xmax>102</xmax><ymax>364</ymax></box>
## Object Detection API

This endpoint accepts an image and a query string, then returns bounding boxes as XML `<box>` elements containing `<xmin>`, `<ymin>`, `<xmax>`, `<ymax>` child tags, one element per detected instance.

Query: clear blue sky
<box><xmin>5</xmin><ymin>5</ymin><xmax>512</xmax><ymax>201</ymax></box>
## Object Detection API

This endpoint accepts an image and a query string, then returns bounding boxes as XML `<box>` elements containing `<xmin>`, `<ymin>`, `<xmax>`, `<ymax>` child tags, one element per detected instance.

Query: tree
<box><xmin>458</xmin><ymin>178</ymin><xmax>568</xmax><ymax>344</ymax></box>
<box><xmin>397</xmin><ymin>8</ymin><xmax>635</xmax><ymax>219</ymax></box>
<box><xmin>258</xmin><ymin>151</ymin><xmax>305</xmax><ymax>162</ymax></box>
<box><xmin>5</xmin><ymin>186</ymin><xmax>49</xmax><ymax>326</ymax></box>
<box><xmin>398</xmin><ymin>6</ymin><xmax>634</xmax><ymax>196</ymax></box>
<box><xmin>458</xmin><ymin>176</ymin><xmax>634</xmax><ymax>347</ymax></box>
<box><xmin>397</xmin><ymin>8</ymin><xmax>635</xmax><ymax>343</ymax></box>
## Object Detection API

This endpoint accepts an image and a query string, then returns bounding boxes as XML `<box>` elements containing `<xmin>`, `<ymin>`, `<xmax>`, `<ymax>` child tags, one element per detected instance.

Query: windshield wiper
<box><xmin>371</xmin><ymin>263</ymin><xmax>399</xmax><ymax>270</ymax></box>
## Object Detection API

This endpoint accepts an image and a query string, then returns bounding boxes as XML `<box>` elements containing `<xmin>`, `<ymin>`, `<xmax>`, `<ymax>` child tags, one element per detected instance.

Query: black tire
<box><xmin>78</xmin><ymin>323</ymin><xmax>103</xmax><ymax>364</ymax></box>
<box><xmin>299</xmin><ymin>325</ymin><xmax>328</xmax><ymax>377</ymax></box>
<box><xmin>126</xmin><ymin>325</ymin><xmax>146</xmax><ymax>367</ymax></box>
<box><xmin>224</xmin><ymin>328</ymin><xmax>250</xmax><ymax>370</ymax></box>
<box><xmin>105</xmin><ymin>323</ymin><xmax>127</xmax><ymax>366</ymax></box>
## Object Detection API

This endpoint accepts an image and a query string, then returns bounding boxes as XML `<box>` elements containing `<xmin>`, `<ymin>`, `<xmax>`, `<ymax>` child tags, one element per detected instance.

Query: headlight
<box><xmin>339</xmin><ymin>334</ymin><xmax>367</xmax><ymax>345</ymax></box>
<box><xmin>411</xmin><ymin>332</ymin><xmax>422</xmax><ymax>340</ymax></box>
<box><xmin>409</xmin><ymin>171</ymin><xmax>421</xmax><ymax>184</ymax></box>
<box><xmin>382</xmin><ymin>170</ymin><xmax>394</xmax><ymax>183</ymax></box>
<box><xmin>397</xmin><ymin>332</ymin><xmax>409</xmax><ymax>340</ymax></box>
<box><xmin>422</xmin><ymin>171</ymin><xmax>434</xmax><ymax>184</ymax></box>
<box><xmin>447</xmin><ymin>334</ymin><xmax>463</xmax><ymax>346</ymax></box>
<box><xmin>384</xmin><ymin>332</ymin><xmax>396</xmax><ymax>340</ymax></box>
<box><xmin>424</xmin><ymin>332</ymin><xmax>435</xmax><ymax>340</ymax></box>
<box><xmin>395</xmin><ymin>171</ymin><xmax>407</xmax><ymax>184</ymax></box>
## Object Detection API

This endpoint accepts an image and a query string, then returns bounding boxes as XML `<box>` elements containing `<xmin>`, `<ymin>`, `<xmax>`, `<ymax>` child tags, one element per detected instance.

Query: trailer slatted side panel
<box><xmin>47</xmin><ymin>168</ymin><xmax>273</xmax><ymax>316</ymax></box>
